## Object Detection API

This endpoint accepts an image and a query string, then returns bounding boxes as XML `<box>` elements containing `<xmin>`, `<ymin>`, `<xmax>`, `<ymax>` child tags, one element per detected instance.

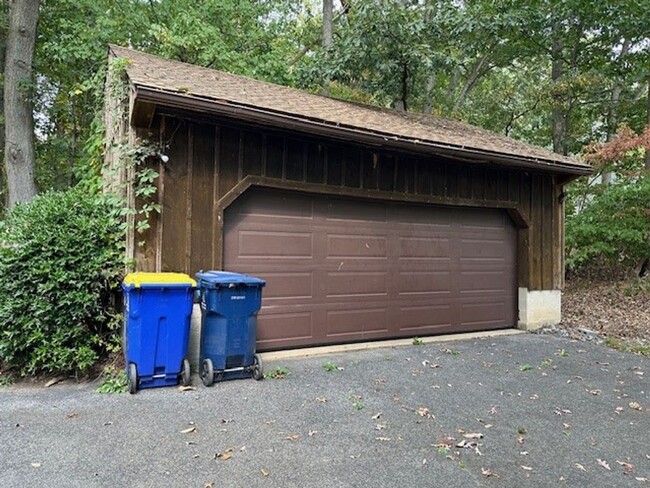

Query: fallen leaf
<box><xmin>629</xmin><ymin>402</ymin><xmax>643</xmax><ymax>411</ymax></box>
<box><xmin>286</xmin><ymin>434</ymin><xmax>300</xmax><ymax>442</ymax></box>
<box><xmin>178</xmin><ymin>385</ymin><xmax>196</xmax><ymax>392</ymax></box>
<box><xmin>316</xmin><ymin>397</ymin><xmax>328</xmax><ymax>403</ymax></box>
<box><xmin>587</xmin><ymin>389</ymin><xmax>602</xmax><ymax>396</ymax></box>
<box><xmin>375</xmin><ymin>424</ymin><xmax>386</xmax><ymax>431</ymax></box>
<box><xmin>376</xmin><ymin>437</ymin><xmax>391</xmax><ymax>442</ymax></box>
<box><xmin>489</xmin><ymin>406</ymin><xmax>498</xmax><ymax>415</ymax></box>
<box><xmin>416</xmin><ymin>406</ymin><xmax>433</xmax><ymax>418</ymax></box>
<box><xmin>204</xmin><ymin>483</ymin><xmax>214</xmax><ymax>488</ymax></box>
<box><xmin>422</xmin><ymin>459</ymin><xmax>427</xmax><ymax>465</ymax></box>
<box><xmin>521</xmin><ymin>466</ymin><xmax>533</xmax><ymax>471</ymax></box>
<box><xmin>261</xmin><ymin>469</ymin><xmax>270</xmax><ymax>477</ymax></box>
<box><xmin>517</xmin><ymin>436</ymin><xmax>525</xmax><ymax>445</ymax></box>
<box><xmin>575</xmin><ymin>463</ymin><xmax>587</xmax><ymax>472</ymax></box>
<box><xmin>617</xmin><ymin>461</ymin><xmax>634</xmax><ymax>474</ymax></box>
<box><xmin>215</xmin><ymin>452</ymin><xmax>232</xmax><ymax>461</ymax></box>
<box><xmin>463</xmin><ymin>433</ymin><xmax>484</xmax><ymax>439</ymax></box>
<box><xmin>66</xmin><ymin>412</ymin><xmax>78</xmax><ymax>419</ymax></box>
<box><xmin>308</xmin><ymin>430</ymin><xmax>318</xmax><ymax>436</ymax></box>
<box><xmin>615</xmin><ymin>406</ymin><xmax>624</xmax><ymax>414</ymax></box>
<box><xmin>635</xmin><ymin>477</ymin><xmax>648</xmax><ymax>481</ymax></box>
<box><xmin>520</xmin><ymin>451</ymin><xmax>529</xmax><ymax>456</ymax></box>
<box><xmin>481</xmin><ymin>467</ymin><xmax>498</xmax><ymax>478</ymax></box>
<box><xmin>563</xmin><ymin>423</ymin><xmax>572</xmax><ymax>430</ymax></box>
<box><xmin>597</xmin><ymin>459</ymin><xmax>611</xmax><ymax>470</ymax></box>
<box><xmin>239</xmin><ymin>446</ymin><xmax>246</xmax><ymax>452</ymax></box>
<box><xmin>372</xmin><ymin>412</ymin><xmax>382</xmax><ymax>420</ymax></box>
<box><xmin>31</xmin><ymin>463</ymin><xmax>41</xmax><ymax>468</ymax></box>
<box><xmin>45</xmin><ymin>377</ymin><xmax>62</xmax><ymax>388</ymax></box>
<box><xmin>220</xmin><ymin>418</ymin><xmax>233</xmax><ymax>424</ymax></box>
<box><xmin>181</xmin><ymin>426</ymin><xmax>196</xmax><ymax>434</ymax></box>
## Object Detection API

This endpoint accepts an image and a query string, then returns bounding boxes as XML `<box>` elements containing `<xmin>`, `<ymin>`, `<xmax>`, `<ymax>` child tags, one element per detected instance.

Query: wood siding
<box><xmin>131</xmin><ymin>115</ymin><xmax>564</xmax><ymax>291</ymax></box>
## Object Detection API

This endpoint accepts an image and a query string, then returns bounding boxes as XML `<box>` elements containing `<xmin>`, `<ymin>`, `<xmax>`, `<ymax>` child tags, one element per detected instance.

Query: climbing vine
<box><xmin>101</xmin><ymin>57</ymin><xmax>163</xmax><ymax>249</ymax></box>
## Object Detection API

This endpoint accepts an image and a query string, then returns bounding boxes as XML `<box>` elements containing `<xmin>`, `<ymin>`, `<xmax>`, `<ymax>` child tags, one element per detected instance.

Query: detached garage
<box><xmin>104</xmin><ymin>46</ymin><xmax>591</xmax><ymax>351</ymax></box>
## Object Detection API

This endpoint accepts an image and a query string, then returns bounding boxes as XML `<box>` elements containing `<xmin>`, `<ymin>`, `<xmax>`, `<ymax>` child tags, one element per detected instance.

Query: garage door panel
<box><xmin>459</xmin><ymin>270</ymin><xmax>512</xmax><ymax>294</ymax></box>
<box><xmin>325</xmin><ymin>199</ymin><xmax>387</xmax><ymax>222</ymax></box>
<box><xmin>459</xmin><ymin>238</ymin><xmax>511</xmax><ymax>259</ymax></box>
<box><xmin>399</xmin><ymin>236</ymin><xmax>451</xmax><ymax>259</ymax></box>
<box><xmin>326</xmin><ymin>271</ymin><xmax>388</xmax><ymax>298</ymax></box>
<box><xmin>326</xmin><ymin>308</ymin><xmax>388</xmax><ymax>337</ymax></box>
<box><xmin>260</xmin><ymin>272</ymin><xmax>314</xmax><ymax>300</ymax></box>
<box><xmin>397</xmin><ymin>271</ymin><xmax>452</xmax><ymax>295</ymax></box>
<box><xmin>224</xmin><ymin>189</ymin><xmax>516</xmax><ymax>350</ymax></box>
<box><xmin>397</xmin><ymin>304</ymin><xmax>454</xmax><ymax>331</ymax></box>
<box><xmin>238</xmin><ymin>230</ymin><xmax>313</xmax><ymax>258</ymax></box>
<box><xmin>460</xmin><ymin>301</ymin><xmax>507</xmax><ymax>327</ymax></box>
<box><xmin>257</xmin><ymin>311</ymin><xmax>314</xmax><ymax>346</ymax></box>
<box><xmin>327</xmin><ymin>234</ymin><xmax>388</xmax><ymax>259</ymax></box>
<box><xmin>235</xmin><ymin>190</ymin><xmax>315</xmax><ymax>220</ymax></box>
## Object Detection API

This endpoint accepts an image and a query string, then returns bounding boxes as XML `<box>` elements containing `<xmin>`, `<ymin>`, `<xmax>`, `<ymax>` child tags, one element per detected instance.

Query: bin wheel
<box><xmin>201</xmin><ymin>359</ymin><xmax>214</xmax><ymax>387</ymax></box>
<box><xmin>127</xmin><ymin>363</ymin><xmax>138</xmax><ymax>394</ymax></box>
<box><xmin>181</xmin><ymin>359</ymin><xmax>191</xmax><ymax>386</ymax></box>
<box><xmin>252</xmin><ymin>354</ymin><xmax>264</xmax><ymax>381</ymax></box>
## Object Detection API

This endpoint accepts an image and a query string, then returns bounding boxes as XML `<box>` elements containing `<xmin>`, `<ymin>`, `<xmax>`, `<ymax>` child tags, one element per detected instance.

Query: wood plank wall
<box><xmin>132</xmin><ymin>115</ymin><xmax>563</xmax><ymax>290</ymax></box>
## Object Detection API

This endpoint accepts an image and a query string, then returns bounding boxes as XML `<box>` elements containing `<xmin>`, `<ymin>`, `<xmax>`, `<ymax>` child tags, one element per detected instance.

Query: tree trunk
<box><xmin>551</xmin><ymin>24</ymin><xmax>567</xmax><ymax>156</ymax></box>
<box><xmin>321</xmin><ymin>0</ymin><xmax>333</xmax><ymax>96</ymax></box>
<box><xmin>5</xmin><ymin>0</ymin><xmax>39</xmax><ymax>208</ymax></box>
<box><xmin>645</xmin><ymin>78</ymin><xmax>650</xmax><ymax>171</ymax></box>
<box><xmin>452</xmin><ymin>52</ymin><xmax>491</xmax><ymax>113</ymax></box>
<box><xmin>422</xmin><ymin>72</ymin><xmax>436</xmax><ymax>114</ymax></box>
<box><xmin>0</xmin><ymin>9</ymin><xmax>6</xmax><ymax>208</ymax></box>
<box><xmin>393</xmin><ymin>63</ymin><xmax>408</xmax><ymax>111</ymax></box>
<box><xmin>603</xmin><ymin>39</ymin><xmax>631</xmax><ymax>184</ymax></box>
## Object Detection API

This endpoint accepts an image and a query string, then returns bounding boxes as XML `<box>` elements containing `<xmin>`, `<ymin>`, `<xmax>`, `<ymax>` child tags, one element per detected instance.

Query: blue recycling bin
<box><xmin>196</xmin><ymin>271</ymin><xmax>266</xmax><ymax>386</ymax></box>
<box><xmin>122</xmin><ymin>272</ymin><xmax>196</xmax><ymax>393</ymax></box>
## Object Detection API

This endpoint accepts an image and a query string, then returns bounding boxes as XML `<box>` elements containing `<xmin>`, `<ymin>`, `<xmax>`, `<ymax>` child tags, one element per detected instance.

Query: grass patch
<box><xmin>322</xmin><ymin>361</ymin><xmax>341</xmax><ymax>372</ymax></box>
<box><xmin>96</xmin><ymin>367</ymin><xmax>128</xmax><ymax>394</ymax></box>
<box><xmin>266</xmin><ymin>366</ymin><xmax>290</xmax><ymax>379</ymax></box>
<box><xmin>412</xmin><ymin>337</ymin><xmax>423</xmax><ymax>345</ymax></box>
<box><xmin>0</xmin><ymin>372</ymin><xmax>14</xmax><ymax>387</ymax></box>
<box><xmin>604</xmin><ymin>337</ymin><xmax>650</xmax><ymax>357</ymax></box>
<box><xmin>519</xmin><ymin>364</ymin><xmax>533</xmax><ymax>372</ymax></box>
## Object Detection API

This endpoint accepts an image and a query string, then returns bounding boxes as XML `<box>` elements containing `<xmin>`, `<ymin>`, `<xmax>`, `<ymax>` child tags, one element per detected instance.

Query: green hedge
<box><xmin>0</xmin><ymin>189</ymin><xmax>124</xmax><ymax>375</ymax></box>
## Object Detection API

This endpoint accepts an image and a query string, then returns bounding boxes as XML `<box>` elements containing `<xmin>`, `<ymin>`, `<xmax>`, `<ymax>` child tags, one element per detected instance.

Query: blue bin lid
<box><xmin>196</xmin><ymin>271</ymin><xmax>266</xmax><ymax>288</ymax></box>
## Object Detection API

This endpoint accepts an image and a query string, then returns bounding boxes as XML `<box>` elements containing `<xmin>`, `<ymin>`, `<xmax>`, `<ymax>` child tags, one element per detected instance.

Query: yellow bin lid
<box><xmin>123</xmin><ymin>272</ymin><xmax>197</xmax><ymax>288</ymax></box>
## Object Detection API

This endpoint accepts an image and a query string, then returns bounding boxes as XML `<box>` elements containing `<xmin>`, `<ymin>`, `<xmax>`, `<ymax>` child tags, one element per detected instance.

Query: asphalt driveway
<box><xmin>0</xmin><ymin>333</ymin><xmax>648</xmax><ymax>487</ymax></box>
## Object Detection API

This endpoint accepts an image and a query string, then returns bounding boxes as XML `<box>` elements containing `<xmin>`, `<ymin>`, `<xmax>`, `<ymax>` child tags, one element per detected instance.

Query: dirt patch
<box><xmin>560</xmin><ymin>279</ymin><xmax>650</xmax><ymax>342</ymax></box>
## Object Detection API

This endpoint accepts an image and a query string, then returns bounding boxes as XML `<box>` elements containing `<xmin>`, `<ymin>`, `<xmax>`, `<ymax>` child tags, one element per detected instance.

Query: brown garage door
<box><xmin>224</xmin><ymin>188</ymin><xmax>517</xmax><ymax>351</ymax></box>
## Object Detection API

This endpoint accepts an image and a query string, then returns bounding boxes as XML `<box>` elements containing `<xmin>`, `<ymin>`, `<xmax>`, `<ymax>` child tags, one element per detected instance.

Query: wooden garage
<box><xmin>104</xmin><ymin>46</ymin><xmax>591</xmax><ymax>350</ymax></box>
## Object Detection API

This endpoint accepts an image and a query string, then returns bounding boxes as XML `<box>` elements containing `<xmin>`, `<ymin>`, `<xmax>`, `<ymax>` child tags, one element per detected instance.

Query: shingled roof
<box><xmin>109</xmin><ymin>45</ymin><xmax>591</xmax><ymax>176</ymax></box>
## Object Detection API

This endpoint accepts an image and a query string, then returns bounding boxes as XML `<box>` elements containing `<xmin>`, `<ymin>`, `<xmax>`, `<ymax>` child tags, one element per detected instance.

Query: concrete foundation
<box><xmin>188</xmin><ymin>304</ymin><xmax>202</xmax><ymax>371</ymax></box>
<box><xmin>518</xmin><ymin>288</ymin><xmax>561</xmax><ymax>330</ymax></box>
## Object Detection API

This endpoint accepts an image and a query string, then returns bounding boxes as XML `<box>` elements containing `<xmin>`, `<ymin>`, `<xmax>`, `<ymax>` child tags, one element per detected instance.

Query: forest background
<box><xmin>0</xmin><ymin>0</ymin><xmax>648</xmax><ymax>378</ymax></box>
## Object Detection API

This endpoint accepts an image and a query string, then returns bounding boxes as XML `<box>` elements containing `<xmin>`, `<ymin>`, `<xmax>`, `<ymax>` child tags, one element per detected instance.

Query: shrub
<box><xmin>566</xmin><ymin>175</ymin><xmax>650</xmax><ymax>278</ymax></box>
<box><xmin>0</xmin><ymin>188</ymin><xmax>124</xmax><ymax>375</ymax></box>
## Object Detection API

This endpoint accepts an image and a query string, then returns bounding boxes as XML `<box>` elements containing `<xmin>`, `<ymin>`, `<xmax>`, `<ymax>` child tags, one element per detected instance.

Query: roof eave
<box><xmin>132</xmin><ymin>85</ymin><xmax>593</xmax><ymax>177</ymax></box>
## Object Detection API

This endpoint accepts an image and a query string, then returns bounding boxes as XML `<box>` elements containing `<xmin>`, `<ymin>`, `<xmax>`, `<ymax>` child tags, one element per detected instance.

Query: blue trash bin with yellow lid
<box><xmin>196</xmin><ymin>271</ymin><xmax>266</xmax><ymax>386</ymax></box>
<box><xmin>122</xmin><ymin>272</ymin><xmax>196</xmax><ymax>393</ymax></box>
